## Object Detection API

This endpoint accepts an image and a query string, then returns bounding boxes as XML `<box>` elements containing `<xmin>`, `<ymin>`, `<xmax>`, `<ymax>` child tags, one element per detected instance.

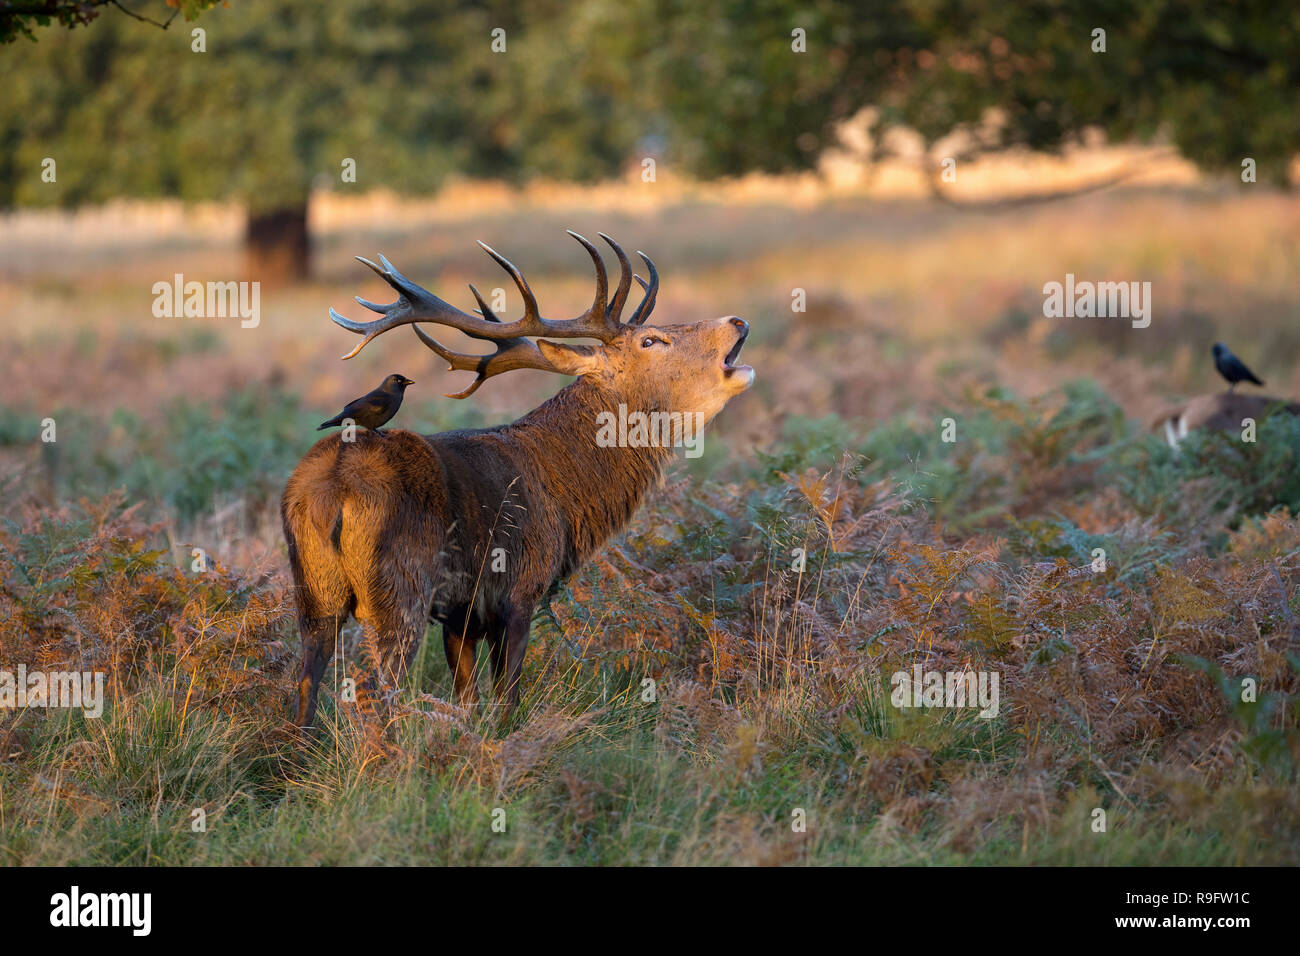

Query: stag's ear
<box><xmin>537</xmin><ymin>340</ymin><xmax>603</xmax><ymax>377</ymax></box>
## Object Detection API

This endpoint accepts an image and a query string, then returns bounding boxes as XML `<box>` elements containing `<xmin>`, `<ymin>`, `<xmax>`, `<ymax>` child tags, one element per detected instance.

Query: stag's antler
<box><xmin>330</xmin><ymin>232</ymin><xmax>660</xmax><ymax>396</ymax></box>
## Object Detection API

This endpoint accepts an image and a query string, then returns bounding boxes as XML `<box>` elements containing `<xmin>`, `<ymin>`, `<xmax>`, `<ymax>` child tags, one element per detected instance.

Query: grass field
<box><xmin>1</xmin><ymin>167</ymin><xmax>1298</xmax><ymax>864</ymax></box>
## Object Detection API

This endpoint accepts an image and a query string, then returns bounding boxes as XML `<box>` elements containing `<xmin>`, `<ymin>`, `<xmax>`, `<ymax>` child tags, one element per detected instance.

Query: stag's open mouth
<box><xmin>723</xmin><ymin>329</ymin><xmax>750</xmax><ymax>375</ymax></box>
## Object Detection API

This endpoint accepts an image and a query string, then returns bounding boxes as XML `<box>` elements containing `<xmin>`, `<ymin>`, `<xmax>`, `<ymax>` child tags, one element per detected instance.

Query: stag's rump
<box><xmin>281</xmin><ymin>430</ymin><xmax>451</xmax><ymax>623</ymax></box>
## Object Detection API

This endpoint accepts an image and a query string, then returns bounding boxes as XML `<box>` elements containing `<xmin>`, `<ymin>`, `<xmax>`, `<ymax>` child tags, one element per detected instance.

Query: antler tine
<box><xmin>476</xmin><ymin>241</ymin><xmax>542</xmax><ymax>327</ymax></box>
<box><xmin>347</xmin><ymin>255</ymin><xmax>404</xmax><ymax>314</ymax></box>
<box><xmin>598</xmin><ymin>233</ymin><xmax>634</xmax><ymax>324</ymax></box>
<box><xmin>627</xmin><ymin>252</ymin><xmax>659</xmax><ymax>326</ymax></box>
<box><xmin>411</xmin><ymin>324</ymin><xmax>560</xmax><ymax>399</ymax></box>
<box><xmin>467</xmin><ymin>283</ymin><xmax>497</xmax><ymax>321</ymax></box>
<box><xmin>411</xmin><ymin>323</ymin><xmax>490</xmax><ymax>399</ymax></box>
<box><xmin>565</xmin><ymin>231</ymin><xmax>612</xmax><ymax>331</ymax></box>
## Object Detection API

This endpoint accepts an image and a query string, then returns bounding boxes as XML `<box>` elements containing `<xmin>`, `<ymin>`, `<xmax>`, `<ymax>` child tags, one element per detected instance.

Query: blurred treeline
<box><xmin>1</xmin><ymin>0</ymin><xmax>1296</xmax><ymax>277</ymax></box>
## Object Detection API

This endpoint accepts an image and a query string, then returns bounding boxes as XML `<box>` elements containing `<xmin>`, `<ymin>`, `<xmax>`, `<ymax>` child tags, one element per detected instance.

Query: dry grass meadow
<box><xmin>1</xmin><ymin>151</ymin><xmax>1299</xmax><ymax>864</ymax></box>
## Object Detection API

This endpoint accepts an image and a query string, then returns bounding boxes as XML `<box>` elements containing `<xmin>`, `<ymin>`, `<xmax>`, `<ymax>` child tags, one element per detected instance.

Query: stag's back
<box><xmin>281</xmin><ymin>431</ymin><xmax>452</xmax><ymax>624</ymax></box>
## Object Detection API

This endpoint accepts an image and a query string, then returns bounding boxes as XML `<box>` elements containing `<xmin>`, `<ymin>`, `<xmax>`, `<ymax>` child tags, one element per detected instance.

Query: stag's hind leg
<box><xmin>339</xmin><ymin>518</ymin><xmax>436</xmax><ymax>706</ymax></box>
<box><xmin>285</xmin><ymin>515</ymin><xmax>353</xmax><ymax>728</ymax></box>
<box><xmin>295</xmin><ymin>614</ymin><xmax>348</xmax><ymax>728</ymax></box>
<box><xmin>353</xmin><ymin>602</ymin><xmax>429</xmax><ymax>696</ymax></box>
<box><xmin>340</xmin><ymin>607</ymin><xmax>427</xmax><ymax>730</ymax></box>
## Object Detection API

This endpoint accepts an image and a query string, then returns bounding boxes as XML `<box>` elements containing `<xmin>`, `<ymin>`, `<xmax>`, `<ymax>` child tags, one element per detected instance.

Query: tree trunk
<box><xmin>245</xmin><ymin>204</ymin><xmax>310</xmax><ymax>285</ymax></box>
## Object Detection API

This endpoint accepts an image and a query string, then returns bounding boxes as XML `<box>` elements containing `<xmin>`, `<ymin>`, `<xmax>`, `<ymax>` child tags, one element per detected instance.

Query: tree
<box><xmin>0</xmin><ymin>0</ymin><xmax>220</xmax><ymax>45</ymax></box>
<box><xmin>0</xmin><ymin>0</ymin><xmax>619</xmax><ymax>281</ymax></box>
<box><xmin>4</xmin><ymin>1</ymin><xmax>1295</xmax><ymax>285</ymax></box>
<box><xmin>594</xmin><ymin>0</ymin><xmax>1299</xmax><ymax>186</ymax></box>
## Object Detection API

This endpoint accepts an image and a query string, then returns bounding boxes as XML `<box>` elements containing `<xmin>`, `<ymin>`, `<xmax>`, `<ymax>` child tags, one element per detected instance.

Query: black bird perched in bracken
<box><xmin>317</xmin><ymin>373</ymin><xmax>414</xmax><ymax>433</ymax></box>
<box><xmin>1212</xmin><ymin>343</ymin><xmax>1264</xmax><ymax>391</ymax></box>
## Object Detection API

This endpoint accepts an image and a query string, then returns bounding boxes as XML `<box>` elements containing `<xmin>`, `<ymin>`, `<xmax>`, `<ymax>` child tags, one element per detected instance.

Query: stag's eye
<box><xmin>641</xmin><ymin>336</ymin><xmax>666</xmax><ymax>349</ymax></box>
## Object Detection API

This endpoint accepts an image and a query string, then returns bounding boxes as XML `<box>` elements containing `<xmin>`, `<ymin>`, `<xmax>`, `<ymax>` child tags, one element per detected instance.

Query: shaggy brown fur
<box><xmin>286</xmin><ymin>376</ymin><xmax>690</xmax><ymax>725</ymax></box>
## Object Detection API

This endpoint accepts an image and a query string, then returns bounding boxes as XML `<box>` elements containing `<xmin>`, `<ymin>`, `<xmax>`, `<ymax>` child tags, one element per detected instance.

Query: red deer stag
<box><xmin>283</xmin><ymin>233</ymin><xmax>754</xmax><ymax>726</ymax></box>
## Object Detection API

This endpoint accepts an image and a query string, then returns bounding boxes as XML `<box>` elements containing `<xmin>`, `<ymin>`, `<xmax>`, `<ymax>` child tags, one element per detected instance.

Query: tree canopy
<box><xmin>0</xmin><ymin>0</ymin><xmax>221</xmax><ymax>44</ymax></box>
<box><xmin>2</xmin><ymin>0</ymin><xmax>1294</xmax><ymax>275</ymax></box>
<box><xmin>581</xmin><ymin>0</ymin><xmax>1298</xmax><ymax>184</ymax></box>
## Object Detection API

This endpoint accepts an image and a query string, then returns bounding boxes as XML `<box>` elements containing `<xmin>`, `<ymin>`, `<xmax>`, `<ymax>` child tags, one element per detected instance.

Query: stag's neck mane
<box><xmin>508</xmin><ymin>376</ymin><xmax>675</xmax><ymax>570</ymax></box>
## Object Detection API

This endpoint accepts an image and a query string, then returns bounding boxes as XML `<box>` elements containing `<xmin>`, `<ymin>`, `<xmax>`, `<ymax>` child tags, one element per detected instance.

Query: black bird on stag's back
<box><xmin>317</xmin><ymin>373</ymin><xmax>414</xmax><ymax>433</ymax></box>
<box><xmin>1212</xmin><ymin>343</ymin><xmax>1264</xmax><ymax>391</ymax></box>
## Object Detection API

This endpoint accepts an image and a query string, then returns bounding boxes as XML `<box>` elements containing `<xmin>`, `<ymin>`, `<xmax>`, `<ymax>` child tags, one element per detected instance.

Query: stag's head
<box><xmin>535</xmin><ymin>313</ymin><xmax>754</xmax><ymax>423</ymax></box>
<box><xmin>329</xmin><ymin>232</ymin><xmax>754</xmax><ymax>423</ymax></box>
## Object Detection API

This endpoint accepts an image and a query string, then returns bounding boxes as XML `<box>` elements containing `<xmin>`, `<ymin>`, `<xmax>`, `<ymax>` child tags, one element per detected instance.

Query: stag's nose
<box><xmin>729</xmin><ymin>317</ymin><xmax>749</xmax><ymax>334</ymax></box>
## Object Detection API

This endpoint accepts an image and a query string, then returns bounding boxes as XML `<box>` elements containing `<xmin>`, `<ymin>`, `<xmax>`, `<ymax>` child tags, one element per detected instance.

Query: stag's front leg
<box><xmin>355</xmin><ymin>593</ymin><xmax>429</xmax><ymax>711</ymax></box>
<box><xmin>352</xmin><ymin>553</ymin><xmax>435</xmax><ymax>695</ymax></box>
<box><xmin>295</xmin><ymin>614</ymin><xmax>347</xmax><ymax>728</ymax></box>
<box><xmin>488</xmin><ymin>603</ymin><xmax>533</xmax><ymax>718</ymax></box>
